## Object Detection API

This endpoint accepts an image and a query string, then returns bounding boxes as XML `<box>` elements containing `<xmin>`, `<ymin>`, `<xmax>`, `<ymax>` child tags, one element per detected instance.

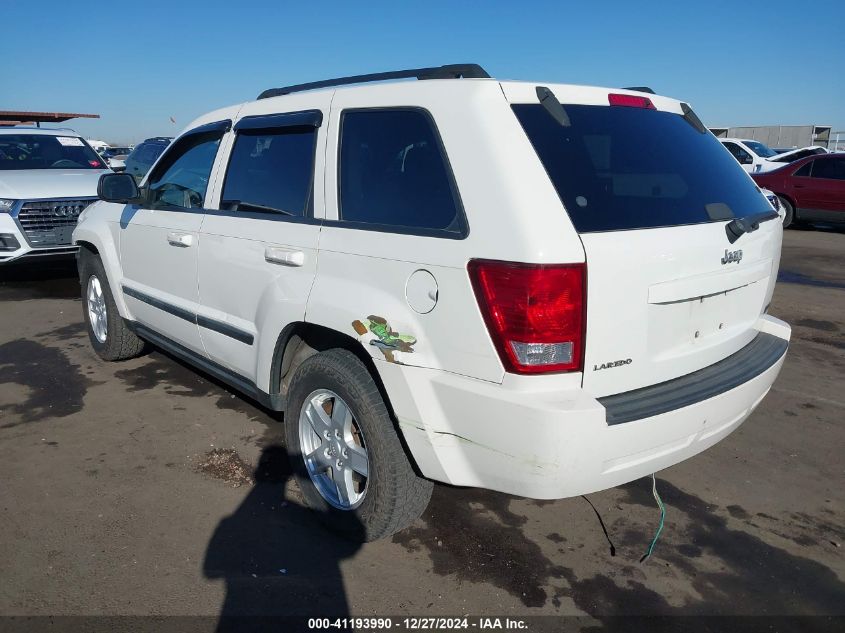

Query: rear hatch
<box><xmin>508</xmin><ymin>85</ymin><xmax>782</xmax><ymax>397</ymax></box>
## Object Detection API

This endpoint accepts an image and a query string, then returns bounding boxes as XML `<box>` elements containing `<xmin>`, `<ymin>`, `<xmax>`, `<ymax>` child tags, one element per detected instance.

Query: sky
<box><xmin>3</xmin><ymin>0</ymin><xmax>844</xmax><ymax>144</ymax></box>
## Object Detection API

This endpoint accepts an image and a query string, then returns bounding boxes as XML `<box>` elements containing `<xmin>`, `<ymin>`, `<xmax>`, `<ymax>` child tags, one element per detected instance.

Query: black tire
<box><xmin>778</xmin><ymin>196</ymin><xmax>795</xmax><ymax>228</ymax></box>
<box><xmin>78</xmin><ymin>249</ymin><xmax>146</xmax><ymax>361</ymax></box>
<box><xmin>285</xmin><ymin>348</ymin><xmax>432</xmax><ymax>541</ymax></box>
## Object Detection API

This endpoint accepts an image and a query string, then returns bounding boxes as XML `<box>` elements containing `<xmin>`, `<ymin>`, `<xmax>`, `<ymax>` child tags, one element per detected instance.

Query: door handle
<box><xmin>167</xmin><ymin>232</ymin><xmax>193</xmax><ymax>247</ymax></box>
<box><xmin>264</xmin><ymin>247</ymin><xmax>305</xmax><ymax>267</ymax></box>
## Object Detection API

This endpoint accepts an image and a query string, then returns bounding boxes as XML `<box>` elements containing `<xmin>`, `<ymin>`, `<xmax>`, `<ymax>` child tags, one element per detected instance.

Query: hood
<box><xmin>0</xmin><ymin>169</ymin><xmax>110</xmax><ymax>200</ymax></box>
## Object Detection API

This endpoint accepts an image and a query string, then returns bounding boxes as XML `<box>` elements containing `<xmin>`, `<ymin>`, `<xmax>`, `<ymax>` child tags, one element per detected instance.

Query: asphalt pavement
<box><xmin>0</xmin><ymin>228</ymin><xmax>843</xmax><ymax>626</ymax></box>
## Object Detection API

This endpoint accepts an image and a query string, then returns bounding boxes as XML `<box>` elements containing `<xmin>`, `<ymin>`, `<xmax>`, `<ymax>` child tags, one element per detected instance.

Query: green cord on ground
<box><xmin>640</xmin><ymin>473</ymin><xmax>665</xmax><ymax>563</ymax></box>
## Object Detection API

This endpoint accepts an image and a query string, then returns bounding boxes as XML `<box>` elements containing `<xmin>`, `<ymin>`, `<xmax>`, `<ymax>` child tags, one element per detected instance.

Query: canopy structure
<box><xmin>0</xmin><ymin>110</ymin><xmax>100</xmax><ymax>127</ymax></box>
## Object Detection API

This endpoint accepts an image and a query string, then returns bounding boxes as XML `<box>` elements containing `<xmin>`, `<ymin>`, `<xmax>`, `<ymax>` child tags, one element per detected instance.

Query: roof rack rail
<box><xmin>257</xmin><ymin>63</ymin><xmax>490</xmax><ymax>100</ymax></box>
<box><xmin>623</xmin><ymin>86</ymin><xmax>655</xmax><ymax>94</ymax></box>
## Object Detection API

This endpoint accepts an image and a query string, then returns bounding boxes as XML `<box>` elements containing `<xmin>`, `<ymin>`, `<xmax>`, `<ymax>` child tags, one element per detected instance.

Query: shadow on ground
<box><xmin>202</xmin><ymin>445</ymin><xmax>362</xmax><ymax>631</ymax></box>
<box><xmin>0</xmin><ymin>259</ymin><xmax>79</xmax><ymax>300</ymax></box>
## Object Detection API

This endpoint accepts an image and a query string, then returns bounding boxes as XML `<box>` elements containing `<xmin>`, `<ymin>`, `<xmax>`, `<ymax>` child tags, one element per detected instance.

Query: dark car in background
<box><xmin>752</xmin><ymin>154</ymin><xmax>845</xmax><ymax>228</ymax></box>
<box><xmin>124</xmin><ymin>137</ymin><xmax>172</xmax><ymax>182</ymax></box>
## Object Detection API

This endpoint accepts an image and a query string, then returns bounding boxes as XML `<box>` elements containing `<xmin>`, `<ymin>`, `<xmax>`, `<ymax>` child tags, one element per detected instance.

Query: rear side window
<box><xmin>221</xmin><ymin>127</ymin><xmax>317</xmax><ymax>216</ymax></box>
<box><xmin>338</xmin><ymin>109</ymin><xmax>464</xmax><ymax>236</ymax></box>
<box><xmin>513</xmin><ymin>104</ymin><xmax>770</xmax><ymax>232</ymax></box>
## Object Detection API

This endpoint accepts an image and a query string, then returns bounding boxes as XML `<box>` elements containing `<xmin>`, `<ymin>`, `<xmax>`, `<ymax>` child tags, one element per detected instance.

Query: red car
<box><xmin>752</xmin><ymin>153</ymin><xmax>845</xmax><ymax>228</ymax></box>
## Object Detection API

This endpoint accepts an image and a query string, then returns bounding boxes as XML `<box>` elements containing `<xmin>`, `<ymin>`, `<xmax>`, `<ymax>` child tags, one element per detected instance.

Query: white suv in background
<box><xmin>74</xmin><ymin>64</ymin><xmax>791</xmax><ymax>540</ymax></box>
<box><xmin>720</xmin><ymin>137</ymin><xmax>827</xmax><ymax>174</ymax></box>
<box><xmin>0</xmin><ymin>127</ymin><xmax>110</xmax><ymax>264</ymax></box>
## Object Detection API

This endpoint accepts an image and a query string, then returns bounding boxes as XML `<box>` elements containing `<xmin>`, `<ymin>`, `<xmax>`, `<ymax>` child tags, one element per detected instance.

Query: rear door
<box><xmin>119</xmin><ymin>122</ymin><xmax>227</xmax><ymax>354</ymax></box>
<box><xmin>197</xmin><ymin>96</ymin><xmax>328</xmax><ymax>384</ymax></box>
<box><xmin>510</xmin><ymin>88</ymin><xmax>782</xmax><ymax>397</ymax></box>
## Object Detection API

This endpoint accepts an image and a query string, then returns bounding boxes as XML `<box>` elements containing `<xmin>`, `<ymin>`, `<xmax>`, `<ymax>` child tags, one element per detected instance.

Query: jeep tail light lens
<box><xmin>468</xmin><ymin>260</ymin><xmax>585</xmax><ymax>374</ymax></box>
<box><xmin>608</xmin><ymin>93</ymin><xmax>656</xmax><ymax>109</ymax></box>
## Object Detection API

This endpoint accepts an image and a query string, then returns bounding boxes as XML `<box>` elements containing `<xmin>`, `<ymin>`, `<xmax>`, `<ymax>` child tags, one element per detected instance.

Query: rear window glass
<box><xmin>221</xmin><ymin>127</ymin><xmax>316</xmax><ymax>216</ymax></box>
<box><xmin>339</xmin><ymin>109</ymin><xmax>464</xmax><ymax>235</ymax></box>
<box><xmin>513</xmin><ymin>104</ymin><xmax>770</xmax><ymax>232</ymax></box>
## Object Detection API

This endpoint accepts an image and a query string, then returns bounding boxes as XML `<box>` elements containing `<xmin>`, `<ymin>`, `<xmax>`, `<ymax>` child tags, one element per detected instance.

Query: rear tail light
<box><xmin>608</xmin><ymin>93</ymin><xmax>656</xmax><ymax>109</ymax></box>
<box><xmin>468</xmin><ymin>260</ymin><xmax>586</xmax><ymax>374</ymax></box>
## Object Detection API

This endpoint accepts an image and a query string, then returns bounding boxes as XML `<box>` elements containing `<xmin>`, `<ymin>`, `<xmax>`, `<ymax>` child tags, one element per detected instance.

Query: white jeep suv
<box><xmin>1</xmin><ymin>127</ymin><xmax>110</xmax><ymax>264</ymax></box>
<box><xmin>74</xmin><ymin>64</ymin><xmax>790</xmax><ymax>540</ymax></box>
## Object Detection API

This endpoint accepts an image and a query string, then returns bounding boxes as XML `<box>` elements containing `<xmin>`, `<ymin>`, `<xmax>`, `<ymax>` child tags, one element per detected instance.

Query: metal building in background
<box><xmin>709</xmin><ymin>125</ymin><xmax>832</xmax><ymax>149</ymax></box>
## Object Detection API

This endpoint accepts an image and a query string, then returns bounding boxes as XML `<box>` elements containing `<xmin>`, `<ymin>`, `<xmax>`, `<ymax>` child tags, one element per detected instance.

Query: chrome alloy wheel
<box><xmin>86</xmin><ymin>275</ymin><xmax>108</xmax><ymax>344</ymax></box>
<box><xmin>298</xmin><ymin>389</ymin><xmax>369</xmax><ymax>509</ymax></box>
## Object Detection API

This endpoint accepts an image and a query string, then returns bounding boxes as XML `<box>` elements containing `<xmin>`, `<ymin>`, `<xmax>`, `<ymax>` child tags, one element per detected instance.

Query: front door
<box><xmin>119</xmin><ymin>122</ymin><xmax>228</xmax><ymax>354</ymax></box>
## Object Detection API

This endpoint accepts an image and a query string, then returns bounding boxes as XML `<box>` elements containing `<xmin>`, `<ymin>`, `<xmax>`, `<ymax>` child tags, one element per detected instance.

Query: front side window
<box><xmin>0</xmin><ymin>134</ymin><xmax>106</xmax><ymax>170</ymax></box>
<box><xmin>338</xmin><ymin>109</ymin><xmax>464</xmax><ymax>235</ymax></box>
<box><xmin>147</xmin><ymin>132</ymin><xmax>222</xmax><ymax>209</ymax></box>
<box><xmin>221</xmin><ymin>126</ymin><xmax>317</xmax><ymax>216</ymax></box>
<box><xmin>724</xmin><ymin>142</ymin><xmax>753</xmax><ymax>165</ymax></box>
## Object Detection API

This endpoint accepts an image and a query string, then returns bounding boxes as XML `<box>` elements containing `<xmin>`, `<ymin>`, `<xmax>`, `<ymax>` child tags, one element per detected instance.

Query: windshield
<box><xmin>0</xmin><ymin>134</ymin><xmax>107</xmax><ymax>170</ymax></box>
<box><xmin>513</xmin><ymin>103</ymin><xmax>769</xmax><ymax>232</ymax></box>
<box><xmin>743</xmin><ymin>140</ymin><xmax>778</xmax><ymax>158</ymax></box>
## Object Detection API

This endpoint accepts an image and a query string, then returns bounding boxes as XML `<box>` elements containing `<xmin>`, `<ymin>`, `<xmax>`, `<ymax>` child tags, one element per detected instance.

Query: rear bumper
<box><xmin>379</xmin><ymin>315</ymin><xmax>790</xmax><ymax>499</ymax></box>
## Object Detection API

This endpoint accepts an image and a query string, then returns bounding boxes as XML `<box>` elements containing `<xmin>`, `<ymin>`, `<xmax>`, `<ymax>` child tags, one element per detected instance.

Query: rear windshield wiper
<box><xmin>725</xmin><ymin>211</ymin><xmax>780</xmax><ymax>244</ymax></box>
<box><xmin>536</xmin><ymin>86</ymin><xmax>570</xmax><ymax>127</ymax></box>
<box><xmin>221</xmin><ymin>199</ymin><xmax>294</xmax><ymax>216</ymax></box>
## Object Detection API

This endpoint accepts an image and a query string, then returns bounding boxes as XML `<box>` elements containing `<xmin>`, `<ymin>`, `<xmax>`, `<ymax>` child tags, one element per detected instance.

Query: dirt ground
<box><xmin>0</xmin><ymin>228</ymin><xmax>843</xmax><ymax>627</ymax></box>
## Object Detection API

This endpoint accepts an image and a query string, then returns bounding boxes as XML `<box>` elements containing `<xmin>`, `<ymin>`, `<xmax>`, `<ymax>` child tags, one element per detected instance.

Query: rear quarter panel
<box><xmin>307</xmin><ymin>81</ymin><xmax>586</xmax><ymax>383</ymax></box>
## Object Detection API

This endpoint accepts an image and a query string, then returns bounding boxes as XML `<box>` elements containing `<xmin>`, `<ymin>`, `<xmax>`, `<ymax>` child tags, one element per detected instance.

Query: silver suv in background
<box><xmin>0</xmin><ymin>127</ymin><xmax>109</xmax><ymax>264</ymax></box>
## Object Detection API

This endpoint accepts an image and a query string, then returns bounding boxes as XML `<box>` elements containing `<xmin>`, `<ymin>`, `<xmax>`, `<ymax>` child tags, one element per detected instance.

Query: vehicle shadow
<box><xmin>0</xmin><ymin>259</ymin><xmax>79</xmax><ymax>300</ymax></box>
<box><xmin>203</xmin><ymin>445</ymin><xmax>362</xmax><ymax>631</ymax></box>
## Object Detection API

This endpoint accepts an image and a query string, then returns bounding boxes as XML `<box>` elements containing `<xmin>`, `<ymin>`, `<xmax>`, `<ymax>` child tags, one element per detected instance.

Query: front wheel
<box><xmin>778</xmin><ymin>196</ymin><xmax>795</xmax><ymax>228</ymax></box>
<box><xmin>78</xmin><ymin>251</ymin><xmax>146</xmax><ymax>361</ymax></box>
<box><xmin>285</xmin><ymin>348</ymin><xmax>432</xmax><ymax>541</ymax></box>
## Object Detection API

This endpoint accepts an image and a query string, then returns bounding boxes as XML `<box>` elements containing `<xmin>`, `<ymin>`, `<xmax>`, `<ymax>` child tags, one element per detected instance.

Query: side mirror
<box><xmin>97</xmin><ymin>173</ymin><xmax>141</xmax><ymax>203</ymax></box>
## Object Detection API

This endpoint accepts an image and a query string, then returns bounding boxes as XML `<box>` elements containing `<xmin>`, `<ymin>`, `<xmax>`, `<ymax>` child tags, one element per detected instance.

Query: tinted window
<box><xmin>147</xmin><ymin>132</ymin><xmax>222</xmax><ymax>209</ymax></box>
<box><xmin>221</xmin><ymin>126</ymin><xmax>316</xmax><ymax>216</ymax></box>
<box><xmin>793</xmin><ymin>162</ymin><xmax>812</xmax><ymax>177</ymax></box>
<box><xmin>0</xmin><ymin>134</ymin><xmax>105</xmax><ymax>170</ymax></box>
<box><xmin>723</xmin><ymin>142</ymin><xmax>752</xmax><ymax>164</ymax></box>
<box><xmin>339</xmin><ymin>109</ymin><xmax>462</xmax><ymax>234</ymax></box>
<box><xmin>811</xmin><ymin>158</ymin><xmax>845</xmax><ymax>180</ymax></box>
<box><xmin>514</xmin><ymin>104</ymin><xmax>770</xmax><ymax>232</ymax></box>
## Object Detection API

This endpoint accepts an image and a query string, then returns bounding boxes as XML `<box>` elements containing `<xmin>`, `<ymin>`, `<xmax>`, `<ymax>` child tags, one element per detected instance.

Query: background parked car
<box><xmin>720</xmin><ymin>138</ymin><xmax>827</xmax><ymax>174</ymax></box>
<box><xmin>101</xmin><ymin>146</ymin><xmax>133</xmax><ymax>172</ymax></box>
<box><xmin>86</xmin><ymin>139</ymin><xmax>110</xmax><ymax>155</ymax></box>
<box><xmin>752</xmin><ymin>154</ymin><xmax>845</xmax><ymax>227</ymax></box>
<box><xmin>0</xmin><ymin>127</ymin><xmax>109</xmax><ymax>264</ymax></box>
<box><xmin>124</xmin><ymin>137</ymin><xmax>172</xmax><ymax>182</ymax></box>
